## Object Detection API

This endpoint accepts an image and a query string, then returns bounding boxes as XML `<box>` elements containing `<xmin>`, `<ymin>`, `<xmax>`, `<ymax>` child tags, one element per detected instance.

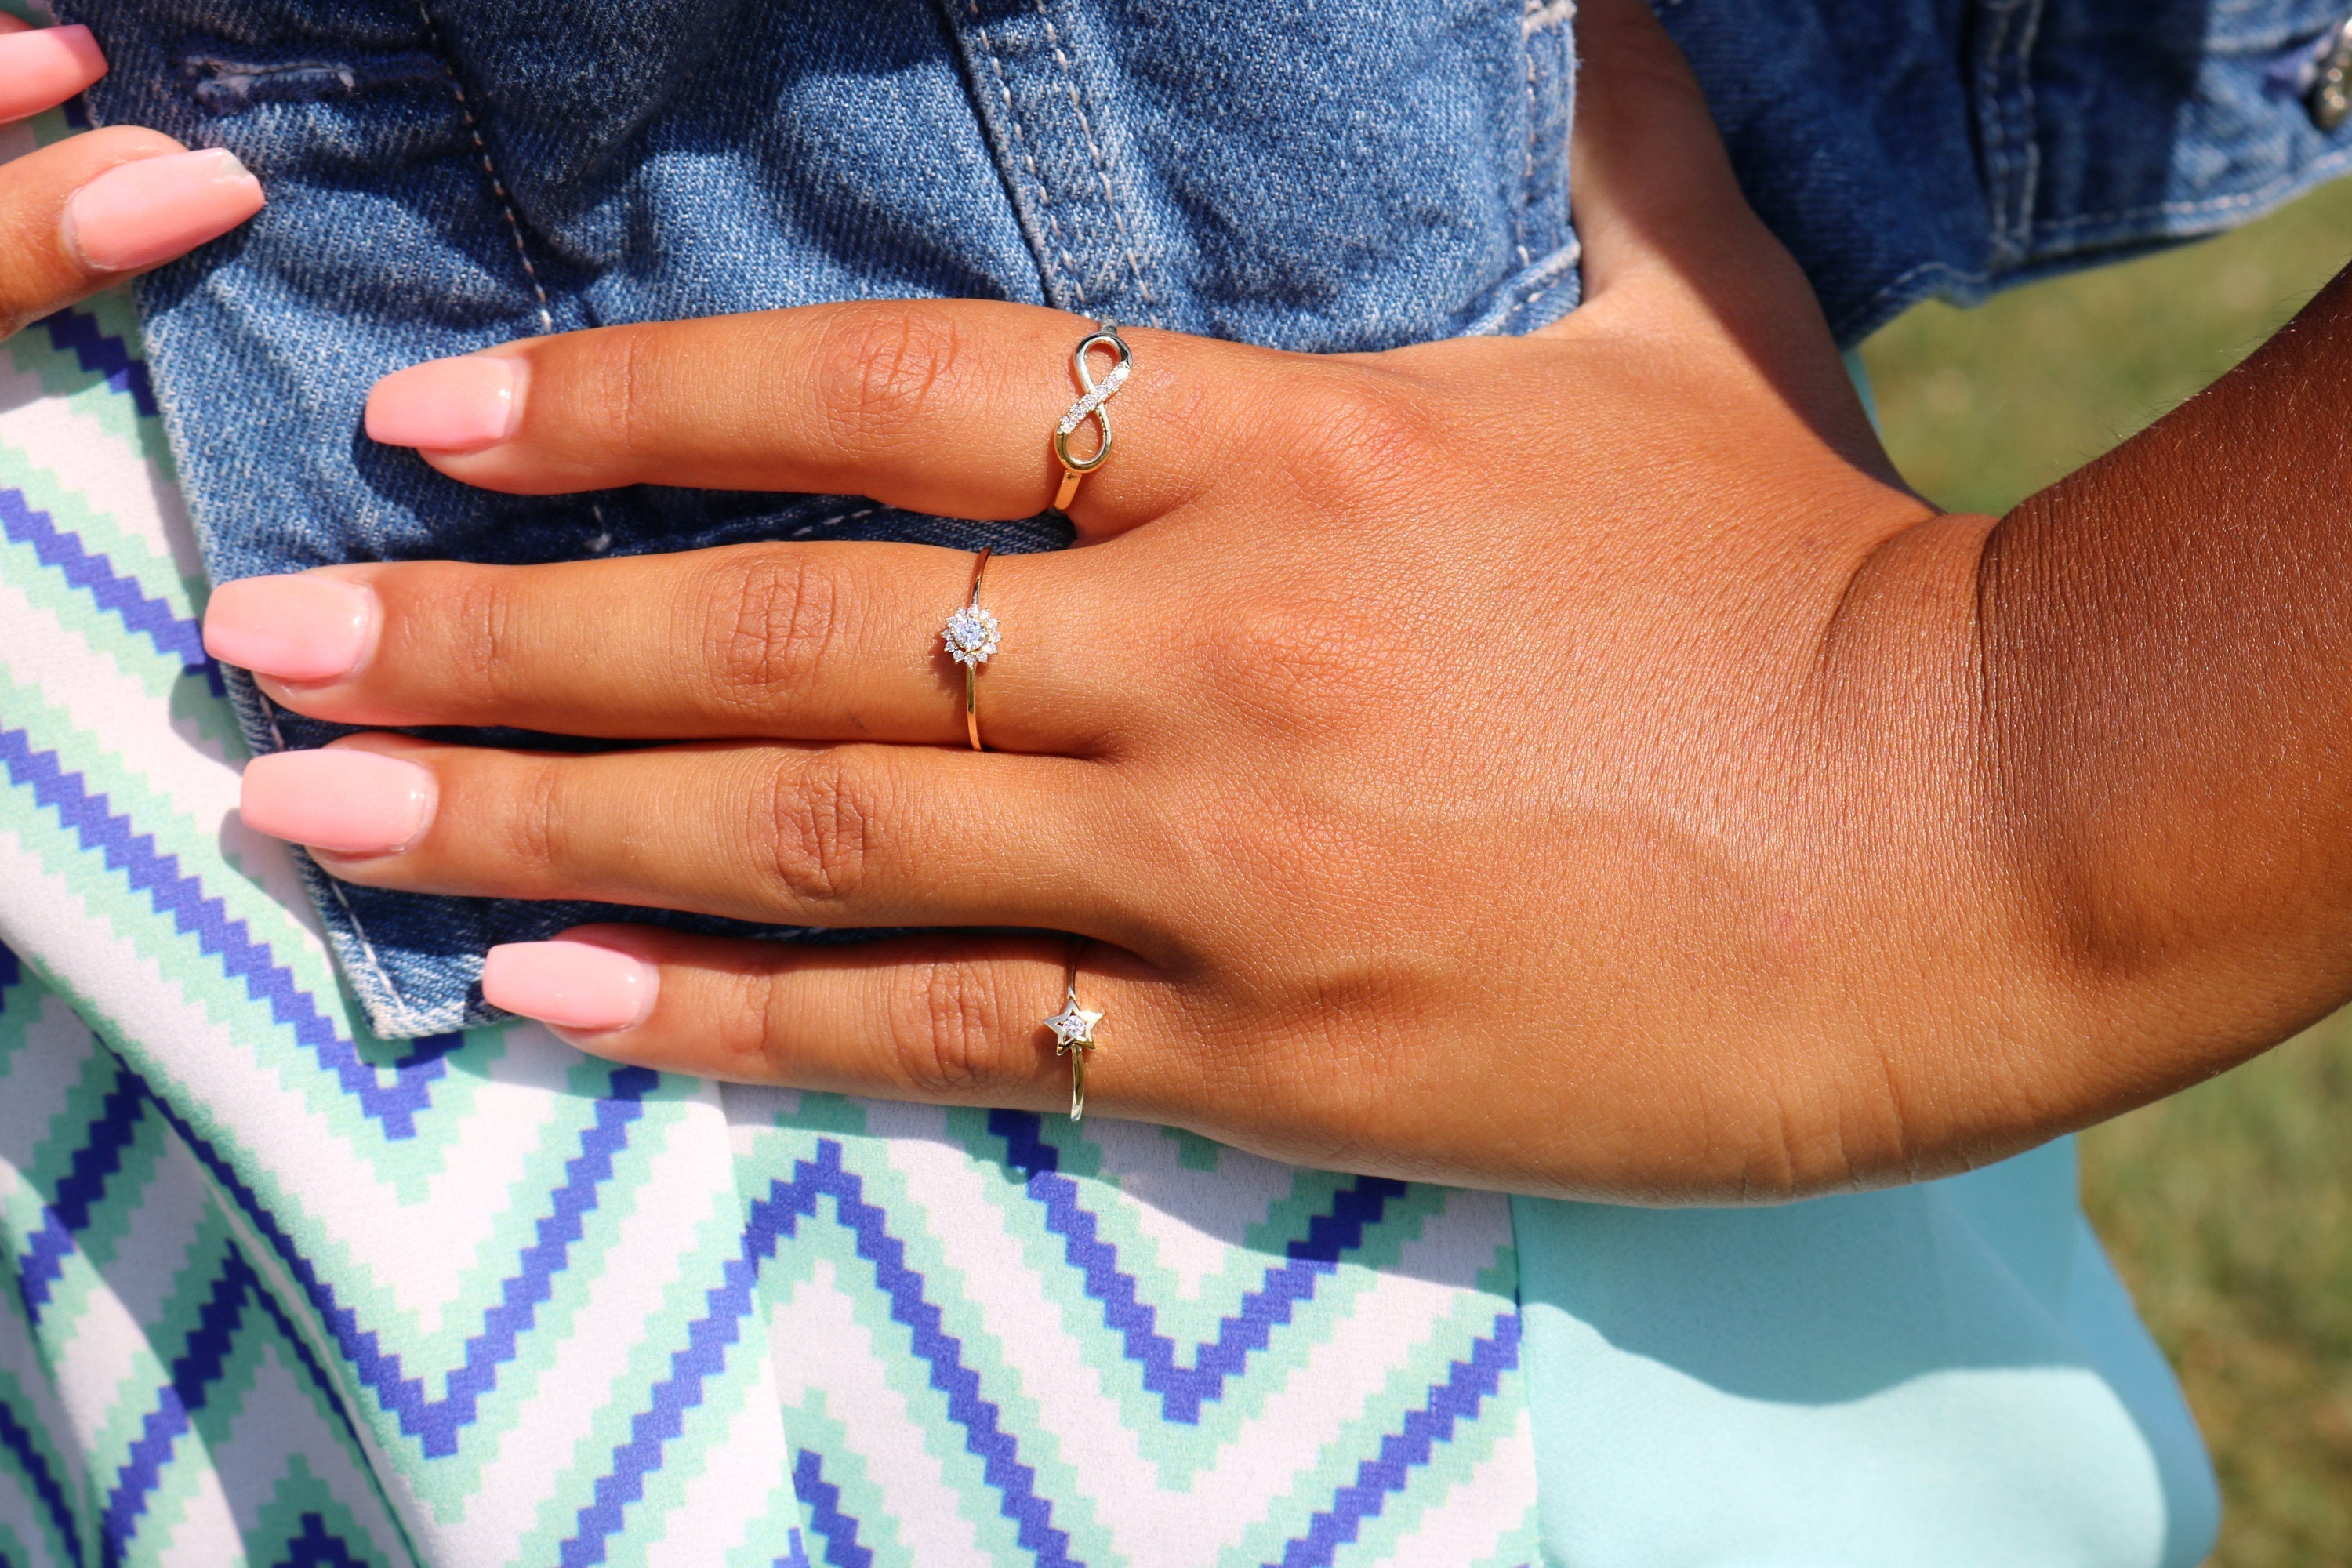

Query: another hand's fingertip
<box><xmin>484</xmin><ymin>938</ymin><xmax>660</xmax><ymax>1035</ymax></box>
<box><xmin>0</xmin><ymin>23</ymin><xmax>111</xmax><ymax>119</ymax></box>
<box><xmin>366</xmin><ymin>354</ymin><xmax>526</xmax><ymax>452</ymax></box>
<box><xmin>45</xmin><ymin>23</ymin><xmax>105</xmax><ymax>67</ymax></box>
<box><xmin>60</xmin><ymin>147</ymin><xmax>263</xmax><ymax>274</ymax></box>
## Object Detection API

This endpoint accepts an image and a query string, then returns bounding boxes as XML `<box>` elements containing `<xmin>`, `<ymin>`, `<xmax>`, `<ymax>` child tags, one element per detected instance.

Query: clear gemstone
<box><xmin>942</xmin><ymin>604</ymin><xmax>1000</xmax><ymax>666</ymax></box>
<box><xmin>1056</xmin><ymin>359</ymin><xmax>1130</xmax><ymax>437</ymax></box>
<box><xmin>1044</xmin><ymin>1004</ymin><xmax>1102</xmax><ymax>1050</ymax></box>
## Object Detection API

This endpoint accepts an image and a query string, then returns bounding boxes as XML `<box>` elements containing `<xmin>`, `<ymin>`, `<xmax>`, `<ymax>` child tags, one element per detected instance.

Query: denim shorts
<box><xmin>56</xmin><ymin>0</ymin><xmax>2352</xmax><ymax>1038</ymax></box>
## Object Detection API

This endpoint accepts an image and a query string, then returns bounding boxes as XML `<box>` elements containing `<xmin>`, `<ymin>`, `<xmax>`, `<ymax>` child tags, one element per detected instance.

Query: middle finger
<box><xmin>205</xmin><ymin>539</ymin><xmax>1124</xmax><ymax>752</ymax></box>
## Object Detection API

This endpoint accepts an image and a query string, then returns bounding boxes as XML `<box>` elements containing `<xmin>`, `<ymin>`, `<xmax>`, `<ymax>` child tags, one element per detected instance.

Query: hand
<box><xmin>206</xmin><ymin>0</ymin><xmax>2081</xmax><ymax>1202</ymax></box>
<box><xmin>0</xmin><ymin>15</ymin><xmax>263</xmax><ymax>340</ymax></box>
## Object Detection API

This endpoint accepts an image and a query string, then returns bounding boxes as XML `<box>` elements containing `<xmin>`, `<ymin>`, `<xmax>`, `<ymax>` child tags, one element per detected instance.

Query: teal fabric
<box><xmin>1515</xmin><ymin>1139</ymin><xmax>2220</xmax><ymax>1566</ymax></box>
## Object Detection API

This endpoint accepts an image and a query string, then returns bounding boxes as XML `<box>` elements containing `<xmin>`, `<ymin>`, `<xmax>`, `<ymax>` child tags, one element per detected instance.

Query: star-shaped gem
<box><xmin>1044</xmin><ymin>1002</ymin><xmax>1102</xmax><ymax>1051</ymax></box>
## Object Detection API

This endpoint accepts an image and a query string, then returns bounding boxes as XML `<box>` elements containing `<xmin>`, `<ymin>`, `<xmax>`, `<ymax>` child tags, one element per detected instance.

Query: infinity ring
<box><xmin>1041</xmin><ymin>942</ymin><xmax>1105</xmax><ymax>1121</ymax></box>
<box><xmin>1051</xmin><ymin>321</ymin><xmax>1131</xmax><ymax>512</ymax></box>
<box><xmin>939</xmin><ymin>547</ymin><xmax>997</xmax><ymax>750</ymax></box>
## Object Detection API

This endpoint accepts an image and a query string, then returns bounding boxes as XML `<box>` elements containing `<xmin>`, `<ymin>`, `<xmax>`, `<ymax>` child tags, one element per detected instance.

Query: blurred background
<box><xmin>1860</xmin><ymin>179</ymin><xmax>2352</xmax><ymax>1568</ymax></box>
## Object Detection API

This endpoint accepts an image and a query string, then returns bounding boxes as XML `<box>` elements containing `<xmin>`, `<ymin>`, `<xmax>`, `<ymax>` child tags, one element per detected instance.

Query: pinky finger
<box><xmin>482</xmin><ymin>925</ymin><xmax>1171</xmax><ymax>1118</ymax></box>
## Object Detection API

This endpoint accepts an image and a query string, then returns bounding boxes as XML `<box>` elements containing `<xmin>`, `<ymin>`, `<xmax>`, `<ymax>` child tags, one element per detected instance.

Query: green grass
<box><xmin>1860</xmin><ymin>184</ymin><xmax>2352</xmax><ymax>1566</ymax></box>
<box><xmin>1864</xmin><ymin>176</ymin><xmax>2352</xmax><ymax>517</ymax></box>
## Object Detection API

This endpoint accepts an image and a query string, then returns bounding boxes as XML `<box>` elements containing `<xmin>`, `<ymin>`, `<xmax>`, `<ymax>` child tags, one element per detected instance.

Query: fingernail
<box><xmin>61</xmin><ymin>147</ymin><xmax>265</xmax><ymax>274</ymax></box>
<box><xmin>482</xmin><ymin>940</ymin><xmax>659</xmax><ymax>1033</ymax></box>
<box><xmin>240</xmin><ymin>749</ymin><xmax>436</xmax><ymax>857</ymax></box>
<box><xmin>365</xmin><ymin>356</ymin><xmax>526</xmax><ymax>452</ymax></box>
<box><xmin>203</xmin><ymin>572</ymin><xmax>377</xmax><ymax>682</ymax></box>
<box><xmin>0</xmin><ymin>26</ymin><xmax>107</xmax><ymax>123</ymax></box>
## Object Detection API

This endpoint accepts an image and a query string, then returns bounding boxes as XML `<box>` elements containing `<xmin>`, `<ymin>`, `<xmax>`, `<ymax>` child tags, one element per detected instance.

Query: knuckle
<box><xmin>757</xmin><ymin>750</ymin><xmax>878</xmax><ymax>906</ymax></box>
<box><xmin>443</xmin><ymin>569</ymin><xmax>524</xmax><ymax>702</ymax></box>
<box><xmin>1279</xmin><ymin>375</ymin><xmax>1450</xmax><ymax>511</ymax></box>
<box><xmin>806</xmin><ymin>305</ymin><xmax>963</xmax><ymax>452</ymax></box>
<box><xmin>698</xmin><ymin>552</ymin><xmax>844</xmax><ymax>716</ymax></box>
<box><xmin>891</xmin><ymin>948</ymin><xmax>1017</xmax><ymax>1095</ymax></box>
<box><xmin>495</xmin><ymin>757</ymin><xmax>568</xmax><ymax>885</ymax></box>
<box><xmin>1200</xmin><ymin>589</ymin><xmax>1385</xmax><ymax>727</ymax></box>
<box><xmin>575</xmin><ymin>323</ymin><xmax>660</xmax><ymax>461</ymax></box>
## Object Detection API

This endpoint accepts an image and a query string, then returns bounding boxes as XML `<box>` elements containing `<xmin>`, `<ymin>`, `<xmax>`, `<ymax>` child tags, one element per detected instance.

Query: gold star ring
<box><xmin>1041</xmin><ymin>945</ymin><xmax>1104</xmax><ymax>1122</ymax></box>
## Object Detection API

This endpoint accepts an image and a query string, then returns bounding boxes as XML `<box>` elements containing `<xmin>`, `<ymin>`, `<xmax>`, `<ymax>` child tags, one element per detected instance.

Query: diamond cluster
<box><xmin>942</xmin><ymin>604</ymin><xmax>1000</xmax><ymax>667</ymax></box>
<box><xmin>1057</xmin><ymin>358</ymin><xmax>1131</xmax><ymax>436</ymax></box>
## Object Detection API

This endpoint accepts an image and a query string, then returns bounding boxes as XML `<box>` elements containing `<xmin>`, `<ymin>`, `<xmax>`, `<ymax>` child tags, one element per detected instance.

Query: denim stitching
<box><xmin>299</xmin><ymin>5</ymin><xmax>566</xmax><ymax>1031</ymax></box>
<box><xmin>179</xmin><ymin>53</ymin><xmax>444</xmax><ymax>116</ymax></box>
<box><xmin>2007</xmin><ymin>0</ymin><xmax>2045</xmax><ymax>253</ymax></box>
<box><xmin>1516</xmin><ymin>16</ymin><xmax>1537</xmax><ymax>267</ymax></box>
<box><xmin>413</xmin><ymin>3</ymin><xmax>555</xmax><ymax>335</ymax></box>
<box><xmin>2033</xmin><ymin>143</ymin><xmax>2352</xmax><ymax>230</ymax></box>
<box><xmin>971</xmin><ymin>11</ymin><xmax>1089</xmax><ymax>307</ymax></box>
<box><xmin>1976</xmin><ymin>0</ymin><xmax>2045</xmax><ymax>267</ymax></box>
<box><xmin>1031</xmin><ymin>0</ymin><xmax>1161</xmax><ymax>322</ymax></box>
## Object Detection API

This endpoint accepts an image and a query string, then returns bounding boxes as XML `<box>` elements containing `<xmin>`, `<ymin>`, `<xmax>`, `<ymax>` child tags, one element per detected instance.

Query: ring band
<box><xmin>1040</xmin><ymin>943</ymin><xmax>1104</xmax><ymax>1122</ymax></box>
<box><xmin>939</xmin><ymin>548</ymin><xmax>997</xmax><ymax>751</ymax></box>
<box><xmin>1051</xmin><ymin>321</ymin><xmax>1131</xmax><ymax>513</ymax></box>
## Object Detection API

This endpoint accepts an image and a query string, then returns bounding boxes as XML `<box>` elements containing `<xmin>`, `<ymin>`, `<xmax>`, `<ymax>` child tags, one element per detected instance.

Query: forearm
<box><xmin>1982</xmin><ymin>260</ymin><xmax>2352</xmax><ymax>1089</ymax></box>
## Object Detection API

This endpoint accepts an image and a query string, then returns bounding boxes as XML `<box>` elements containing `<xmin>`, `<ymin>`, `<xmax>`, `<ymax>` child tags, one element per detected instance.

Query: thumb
<box><xmin>1566</xmin><ymin>0</ymin><xmax>1798</xmax><ymax>309</ymax></box>
<box><xmin>1562</xmin><ymin>0</ymin><xmax>1887</xmax><ymax>473</ymax></box>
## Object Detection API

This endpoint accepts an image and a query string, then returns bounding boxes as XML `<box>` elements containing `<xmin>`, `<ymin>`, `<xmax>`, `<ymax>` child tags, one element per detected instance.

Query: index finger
<box><xmin>360</xmin><ymin>299</ymin><xmax>1274</xmax><ymax>533</ymax></box>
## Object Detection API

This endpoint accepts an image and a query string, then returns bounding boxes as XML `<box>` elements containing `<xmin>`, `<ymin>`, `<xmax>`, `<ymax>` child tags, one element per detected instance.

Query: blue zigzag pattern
<box><xmin>792</xmin><ymin>1450</ymin><xmax>869</xmax><ymax>1568</ymax></box>
<box><xmin>5</xmin><ymin>724</ymin><xmax>675</xmax><ymax>1468</ymax></box>
<box><xmin>132</xmin><ymin>1063</ymin><xmax>656</xmax><ymax>1461</ymax></box>
<box><xmin>0</xmin><ymin>945</ymin><xmax>393</xmax><ymax>1506</ymax></box>
<box><xmin>991</xmin><ymin>1111</ymin><xmax>1410</xmax><ymax>1424</ymax></box>
<box><xmin>0</xmin><ymin>486</ymin><xmax>208</xmax><ymax>675</ymax></box>
<box><xmin>276</xmin><ymin>1512</ymin><xmax>376</xmax><ymax>1566</ymax></box>
<box><xmin>34</xmin><ymin>307</ymin><xmax>159</xmax><ymax>418</ymax></box>
<box><xmin>724</xmin><ymin>1140</ymin><xmax>1508</xmax><ymax>1568</ymax></box>
<box><xmin>747</xmin><ymin>1140</ymin><xmax>1078</xmax><ymax>1568</ymax></box>
<box><xmin>100</xmin><ymin>1243</ymin><xmax>375</xmax><ymax>1568</ymax></box>
<box><xmin>16</xmin><ymin>1064</ymin><xmax>147</xmax><ymax>1323</ymax></box>
<box><xmin>1270</xmin><ymin>1312</ymin><xmax>1521</xmax><ymax>1568</ymax></box>
<box><xmin>0</xmin><ymin>725</ymin><xmax>459</xmax><ymax>1138</ymax></box>
<box><xmin>0</xmin><ymin>1391</ymin><xmax>82</xmax><ymax>1566</ymax></box>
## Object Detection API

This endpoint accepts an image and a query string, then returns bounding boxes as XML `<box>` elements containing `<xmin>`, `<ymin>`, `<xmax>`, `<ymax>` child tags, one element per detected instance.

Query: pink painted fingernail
<box><xmin>365</xmin><ymin>356</ymin><xmax>526</xmax><ymax>452</ymax></box>
<box><xmin>482</xmin><ymin>940</ymin><xmax>659</xmax><ymax>1033</ymax></box>
<box><xmin>60</xmin><ymin>147</ymin><xmax>265</xmax><ymax>274</ymax></box>
<box><xmin>239</xmin><ymin>749</ymin><xmax>437</xmax><ymax>857</ymax></box>
<box><xmin>203</xmin><ymin>573</ymin><xmax>378</xmax><ymax>682</ymax></box>
<box><xmin>0</xmin><ymin>26</ymin><xmax>107</xmax><ymax>123</ymax></box>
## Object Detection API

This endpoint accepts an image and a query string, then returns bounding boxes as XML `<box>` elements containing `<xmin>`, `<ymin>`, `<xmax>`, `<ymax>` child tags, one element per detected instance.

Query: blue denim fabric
<box><xmin>52</xmin><ymin>0</ymin><xmax>2352</xmax><ymax>1035</ymax></box>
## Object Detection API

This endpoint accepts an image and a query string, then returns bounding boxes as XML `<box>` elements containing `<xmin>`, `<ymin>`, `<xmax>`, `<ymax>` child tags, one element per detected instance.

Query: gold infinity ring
<box><xmin>1051</xmin><ymin>322</ymin><xmax>1131</xmax><ymax>512</ymax></box>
